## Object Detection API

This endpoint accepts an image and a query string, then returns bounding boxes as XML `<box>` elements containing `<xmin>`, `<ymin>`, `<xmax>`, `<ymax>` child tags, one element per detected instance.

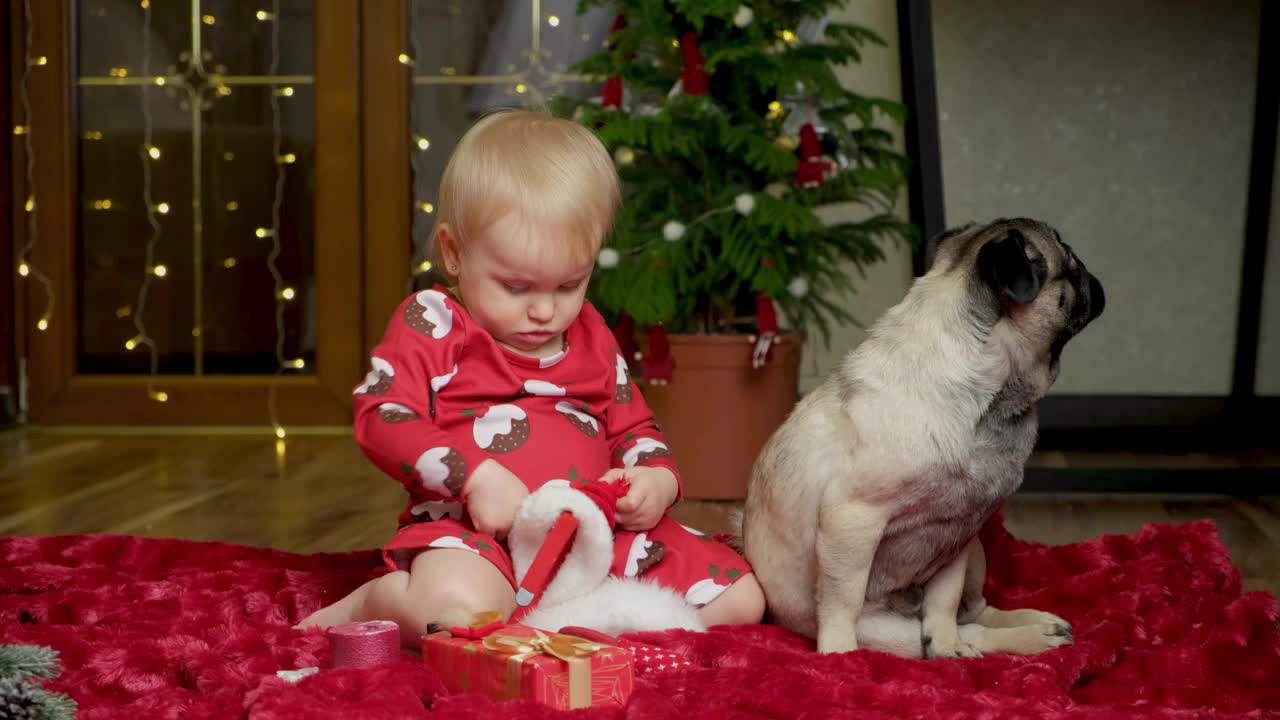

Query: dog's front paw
<box><xmin>817</xmin><ymin>630</ymin><xmax>859</xmax><ymax>654</ymax></box>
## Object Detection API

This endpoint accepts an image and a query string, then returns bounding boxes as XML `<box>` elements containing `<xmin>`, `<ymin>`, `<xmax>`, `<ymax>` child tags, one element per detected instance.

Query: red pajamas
<box><xmin>358</xmin><ymin>287</ymin><xmax>751</xmax><ymax>608</ymax></box>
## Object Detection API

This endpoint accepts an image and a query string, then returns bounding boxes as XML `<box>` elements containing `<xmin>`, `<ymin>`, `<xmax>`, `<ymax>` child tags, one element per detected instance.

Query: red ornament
<box><xmin>639</xmin><ymin>325</ymin><xmax>675</xmax><ymax>385</ymax></box>
<box><xmin>679</xmin><ymin>32</ymin><xmax>709</xmax><ymax>96</ymax></box>
<box><xmin>602</xmin><ymin>75</ymin><xmax>623</xmax><ymax>109</ymax></box>
<box><xmin>795</xmin><ymin>122</ymin><xmax>834</xmax><ymax>188</ymax></box>
<box><xmin>612</xmin><ymin>311</ymin><xmax>639</xmax><ymax>365</ymax></box>
<box><xmin>608</xmin><ymin>14</ymin><xmax>627</xmax><ymax>49</ymax></box>
<box><xmin>600</xmin><ymin>14</ymin><xmax>628</xmax><ymax>109</ymax></box>
<box><xmin>752</xmin><ymin>294</ymin><xmax>779</xmax><ymax>369</ymax></box>
<box><xmin>799</xmin><ymin>123</ymin><xmax>823</xmax><ymax>160</ymax></box>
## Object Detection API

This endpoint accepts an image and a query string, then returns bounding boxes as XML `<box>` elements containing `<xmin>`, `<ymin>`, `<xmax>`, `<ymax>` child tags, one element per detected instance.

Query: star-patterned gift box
<box><xmin>422</xmin><ymin>623</ymin><xmax>634</xmax><ymax>709</ymax></box>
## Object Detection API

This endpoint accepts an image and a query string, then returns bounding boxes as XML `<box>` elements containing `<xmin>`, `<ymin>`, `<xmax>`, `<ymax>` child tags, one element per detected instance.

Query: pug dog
<box><xmin>742</xmin><ymin>217</ymin><xmax>1105</xmax><ymax>658</ymax></box>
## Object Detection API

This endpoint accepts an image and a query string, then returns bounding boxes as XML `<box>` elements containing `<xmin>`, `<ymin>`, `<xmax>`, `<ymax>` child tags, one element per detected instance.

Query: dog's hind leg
<box><xmin>958</xmin><ymin>539</ymin><xmax>1072</xmax><ymax>636</ymax></box>
<box><xmin>958</xmin><ymin>622</ymin><xmax>1072</xmax><ymax>655</ymax></box>
<box><xmin>919</xmin><ymin>539</ymin><xmax>980</xmax><ymax>658</ymax></box>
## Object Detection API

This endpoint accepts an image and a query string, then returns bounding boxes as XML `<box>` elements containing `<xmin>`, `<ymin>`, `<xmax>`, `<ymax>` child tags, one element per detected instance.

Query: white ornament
<box><xmin>734</xmin><ymin>193</ymin><xmax>756</xmax><ymax>215</ymax></box>
<box><xmin>788</xmin><ymin>276</ymin><xmax>810</xmax><ymax>298</ymax></box>
<box><xmin>662</xmin><ymin>221</ymin><xmax>686</xmax><ymax>242</ymax></box>
<box><xmin>733</xmin><ymin>5</ymin><xmax>754</xmax><ymax>27</ymax></box>
<box><xmin>597</xmin><ymin>247</ymin><xmax>620</xmax><ymax>268</ymax></box>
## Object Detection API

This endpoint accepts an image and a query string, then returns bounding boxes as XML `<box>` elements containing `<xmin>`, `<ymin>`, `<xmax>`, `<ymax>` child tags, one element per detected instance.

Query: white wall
<box><xmin>799</xmin><ymin>0</ymin><xmax>915</xmax><ymax>394</ymax></box>
<box><xmin>933</xmin><ymin>0</ymin><xmax>1261</xmax><ymax>395</ymax></box>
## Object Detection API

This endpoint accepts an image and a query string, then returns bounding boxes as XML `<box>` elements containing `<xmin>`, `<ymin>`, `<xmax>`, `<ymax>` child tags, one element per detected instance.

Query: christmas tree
<box><xmin>560</xmin><ymin>0</ymin><xmax>916</xmax><ymax>348</ymax></box>
<box><xmin>0</xmin><ymin>645</ymin><xmax>76</xmax><ymax>720</ymax></box>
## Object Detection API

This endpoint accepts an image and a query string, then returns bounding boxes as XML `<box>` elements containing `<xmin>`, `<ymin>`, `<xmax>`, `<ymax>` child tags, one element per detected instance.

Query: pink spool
<box><xmin>327</xmin><ymin>620</ymin><xmax>400</xmax><ymax>669</ymax></box>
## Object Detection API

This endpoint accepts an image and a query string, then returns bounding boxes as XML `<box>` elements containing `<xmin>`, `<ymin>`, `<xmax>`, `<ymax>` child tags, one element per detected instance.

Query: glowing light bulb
<box><xmin>154</xmin><ymin>77</ymin><xmax>165</xmax><ymax>86</ymax></box>
<box><xmin>140</xmin><ymin>0</ymin><xmax>149</xmax><ymax>8</ymax></box>
<box><xmin>19</xmin><ymin>263</ymin><xmax>30</xmax><ymax>277</ymax></box>
<box><xmin>153</xmin><ymin>264</ymin><xmax>168</xmax><ymax>277</ymax></box>
<box><xmin>417</xmin><ymin>260</ymin><xmax>433</xmax><ymax>274</ymax></box>
<box><xmin>14</xmin><ymin>126</ymin><xmax>28</xmax><ymax>135</ymax></box>
<box><xmin>256</xmin><ymin>10</ymin><xmax>273</xmax><ymax>21</ymax></box>
<box><xmin>275</xmin><ymin>426</ymin><xmax>287</xmax><ymax>439</ymax></box>
<box><xmin>416</xmin><ymin>136</ymin><xmax>431</xmax><ymax>151</ymax></box>
<box><xmin>156</xmin><ymin>202</ymin><xmax>170</xmax><ymax>214</ymax></box>
<box><xmin>289</xmin><ymin>359</ymin><xmax>306</xmax><ymax>369</ymax></box>
<box><xmin>279</xmin><ymin>153</ymin><xmax>296</xmax><ymax>164</ymax></box>
<box><xmin>148</xmin><ymin>145</ymin><xmax>161</xmax><ymax>159</ymax></box>
<box><xmin>223</xmin><ymin>257</ymin><xmax>237</xmax><ymax>268</ymax></box>
<box><xmin>82</xmin><ymin>130</ymin><xmax>103</xmax><ymax>140</ymax></box>
<box><xmin>255</xmin><ymin>228</ymin><xmax>273</xmax><ymax>238</ymax></box>
<box><xmin>548</xmin><ymin>15</ymin><xmax>560</xmax><ymax>26</ymax></box>
<box><xmin>116</xmin><ymin>305</ymin><xmax>132</xmax><ymax>318</ymax></box>
<box><xmin>125</xmin><ymin>335</ymin><xmax>141</xmax><ymax>350</ymax></box>
<box><xmin>397</xmin><ymin>53</ymin><xmax>414</xmax><ymax>66</ymax></box>
<box><xmin>419</xmin><ymin>202</ymin><xmax>435</xmax><ymax>213</ymax></box>
<box><xmin>33</xmin><ymin>56</ymin><xmax>48</xmax><ymax>66</ymax></box>
<box><xmin>515</xmin><ymin>83</ymin><xmax>528</xmax><ymax>94</ymax></box>
<box><xmin>37</xmin><ymin>319</ymin><xmax>49</xmax><ymax>331</ymax></box>
<box><xmin>225</xmin><ymin>201</ymin><xmax>239</xmax><ymax>211</ymax></box>
<box><xmin>25</xmin><ymin>196</ymin><xmax>34</xmax><ymax>212</ymax></box>
<box><xmin>202</xmin><ymin>14</ymin><xmax>216</xmax><ymax>25</ymax></box>
<box><xmin>275</xmin><ymin>86</ymin><xmax>294</xmax><ymax>97</ymax></box>
<box><xmin>151</xmin><ymin>390</ymin><xmax>169</xmax><ymax>402</ymax></box>
<box><xmin>281</xmin><ymin>287</ymin><xmax>296</xmax><ymax>300</ymax></box>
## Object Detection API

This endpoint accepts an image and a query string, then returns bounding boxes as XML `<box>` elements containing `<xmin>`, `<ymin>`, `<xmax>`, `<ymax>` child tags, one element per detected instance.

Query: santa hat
<box><xmin>506</xmin><ymin>482</ymin><xmax>704</xmax><ymax>636</ymax></box>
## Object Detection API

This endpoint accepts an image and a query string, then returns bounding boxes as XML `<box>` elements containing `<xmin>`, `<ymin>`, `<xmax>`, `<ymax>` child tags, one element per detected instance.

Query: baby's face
<box><xmin>457</xmin><ymin>213</ymin><xmax>597</xmax><ymax>358</ymax></box>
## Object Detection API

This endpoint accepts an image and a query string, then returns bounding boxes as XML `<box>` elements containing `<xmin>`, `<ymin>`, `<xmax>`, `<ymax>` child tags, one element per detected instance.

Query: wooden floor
<box><xmin>2</xmin><ymin>428</ymin><xmax>1279</xmax><ymax>599</ymax></box>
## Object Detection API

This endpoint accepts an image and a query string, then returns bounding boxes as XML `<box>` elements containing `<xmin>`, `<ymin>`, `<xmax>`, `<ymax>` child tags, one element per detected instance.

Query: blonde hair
<box><xmin>433</xmin><ymin>109</ymin><xmax>621</xmax><ymax>275</ymax></box>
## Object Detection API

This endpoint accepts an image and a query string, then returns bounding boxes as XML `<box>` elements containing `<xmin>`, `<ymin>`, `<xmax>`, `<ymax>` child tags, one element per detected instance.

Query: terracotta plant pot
<box><xmin>641</xmin><ymin>332</ymin><xmax>801</xmax><ymax>500</ymax></box>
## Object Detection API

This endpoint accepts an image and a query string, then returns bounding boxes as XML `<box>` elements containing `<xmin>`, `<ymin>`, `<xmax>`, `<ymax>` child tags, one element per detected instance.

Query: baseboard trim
<box><xmin>1022</xmin><ymin>467</ymin><xmax>1280</xmax><ymax>495</ymax></box>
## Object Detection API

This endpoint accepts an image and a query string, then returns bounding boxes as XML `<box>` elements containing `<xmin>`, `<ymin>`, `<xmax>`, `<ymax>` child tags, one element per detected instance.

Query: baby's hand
<box><xmin>464</xmin><ymin>459</ymin><xmax>529</xmax><ymax>539</ymax></box>
<box><xmin>601</xmin><ymin>466</ymin><xmax>678</xmax><ymax>531</ymax></box>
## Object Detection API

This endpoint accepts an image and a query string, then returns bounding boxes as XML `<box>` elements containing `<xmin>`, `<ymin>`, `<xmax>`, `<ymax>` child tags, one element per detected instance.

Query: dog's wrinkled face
<box><xmin>925</xmin><ymin>218</ymin><xmax>1105</xmax><ymax>367</ymax></box>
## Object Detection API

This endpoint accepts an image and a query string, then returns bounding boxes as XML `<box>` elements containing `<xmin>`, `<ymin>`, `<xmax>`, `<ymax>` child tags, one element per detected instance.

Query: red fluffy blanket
<box><xmin>2</xmin><ymin>514</ymin><xmax>1278</xmax><ymax>719</ymax></box>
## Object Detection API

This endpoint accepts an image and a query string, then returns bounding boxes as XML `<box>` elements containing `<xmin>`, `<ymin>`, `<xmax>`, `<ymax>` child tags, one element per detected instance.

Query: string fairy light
<box><xmin>15</xmin><ymin>0</ymin><xmax>56</xmax><ymax>341</ymax></box>
<box><xmin>128</xmin><ymin>0</ymin><xmax>168</xmax><ymax>403</ymax></box>
<box><xmin>406</xmin><ymin>22</ymin><xmax>434</xmax><ymax>290</ymax></box>
<box><xmin>264</xmin><ymin>0</ymin><xmax>295</xmax><ymax>441</ymax></box>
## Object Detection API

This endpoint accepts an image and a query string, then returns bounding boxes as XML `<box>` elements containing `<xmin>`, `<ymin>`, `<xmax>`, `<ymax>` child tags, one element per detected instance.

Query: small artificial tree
<box><xmin>0</xmin><ymin>645</ymin><xmax>76</xmax><ymax>720</ymax></box>
<box><xmin>560</xmin><ymin>0</ymin><xmax>916</xmax><ymax>371</ymax></box>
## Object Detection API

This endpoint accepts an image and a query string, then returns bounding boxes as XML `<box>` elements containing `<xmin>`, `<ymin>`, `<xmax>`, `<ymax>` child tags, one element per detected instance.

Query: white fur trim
<box><xmin>509</xmin><ymin>485</ymin><xmax>614</xmax><ymax>608</ymax></box>
<box><xmin>520</xmin><ymin>577</ymin><xmax>705</xmax><ymax>635</ymax></box>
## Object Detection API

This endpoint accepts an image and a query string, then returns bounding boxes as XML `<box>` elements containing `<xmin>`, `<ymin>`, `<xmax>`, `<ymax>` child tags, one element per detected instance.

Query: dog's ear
<box><xmin>978</xmin><ymin>228</ymin><xmax>1045</xmax><ymax>304</ymax></box>
<box><xmin>924</xmin><ymin>222</ymin><xmax>976</xmax><ymax>270</ymax></box>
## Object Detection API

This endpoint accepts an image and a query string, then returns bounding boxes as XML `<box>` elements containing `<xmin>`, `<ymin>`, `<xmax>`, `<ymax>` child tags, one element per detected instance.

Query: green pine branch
<box><xmin>560</xmin><ymin>0</ymin><xmax>917</xmax><ymax>342</ymax></box>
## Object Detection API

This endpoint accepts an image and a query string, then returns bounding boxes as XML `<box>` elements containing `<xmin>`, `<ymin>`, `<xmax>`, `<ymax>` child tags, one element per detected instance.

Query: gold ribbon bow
<box><xmin>482</xmin><ymin>629</ymin><xmax>611</xmax><ymax>708</ymax></box>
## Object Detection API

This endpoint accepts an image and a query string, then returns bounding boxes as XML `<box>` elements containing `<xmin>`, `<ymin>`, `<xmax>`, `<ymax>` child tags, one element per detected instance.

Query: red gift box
<box><xmin>422</xmin><ymin>624</ymin><xmax>634</xmax><ymax>709</ymax></box>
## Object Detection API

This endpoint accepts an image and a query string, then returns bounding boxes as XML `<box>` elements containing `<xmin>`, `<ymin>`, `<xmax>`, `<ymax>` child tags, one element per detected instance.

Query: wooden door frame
<box><xmin>360</xmin><ymin>0</ymin><xmax>412</xmax><ymax>356</ymax></box>
<box><xmin>13</xmin><ymin>0</ymin><xmax>365</xmax><ymax>425</ymax></box>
